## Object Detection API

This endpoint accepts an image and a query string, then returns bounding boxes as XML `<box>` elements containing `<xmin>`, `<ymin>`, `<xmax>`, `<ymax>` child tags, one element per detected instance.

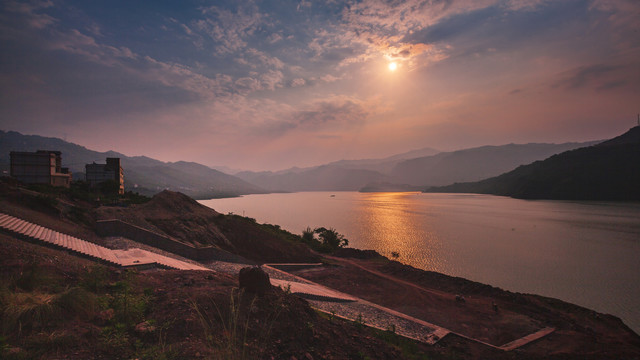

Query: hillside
<box><xmin>0</xmin><ymin>234</ymin><xmax>407</xmax><ymax>359</ymax></box>
<box><xmin>426</xmin><ymin>127</ymin><xmax>640</xmax><ymax>201</ymax></box>
<box><xmin>0</xmin><ymin>130</ymin><xmax>265</xmax><ymax>199</ymax></box>
<box><xmin>97</xmin><ymin>190</ymin><xmax>319</xmax><ymax>263</ymax></box>
<box><xmin>236</xmin><ymin>165</ymin><xmax>388</xmax><ymax>192</ymax></box>
<box><xmin>391</xmin><ymin>141</ymin><xmax>600</xmax><ymax>187</ymax></box>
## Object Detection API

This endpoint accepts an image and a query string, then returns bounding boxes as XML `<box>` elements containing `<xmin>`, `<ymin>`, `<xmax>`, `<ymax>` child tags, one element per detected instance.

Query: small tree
<box><xmin>301</xmin><ymin>227</ymin><xmax>315</xmax><ymax>244</ymax></box>
<box><xmin>314</xmin><ymin>227</ymin><xmax>349</xmax><ymax>250</ymax></box>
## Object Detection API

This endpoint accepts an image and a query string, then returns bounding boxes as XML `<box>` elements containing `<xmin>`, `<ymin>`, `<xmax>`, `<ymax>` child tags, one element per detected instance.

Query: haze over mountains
<box><xmin>236</xmin><ymin>141</ymin><xmax>598</xmax><ymax>192</ymax></box>
<box><xmin>427</xmin><ymin>126</ymin><xmax>640</xmax><ymax>201</ymax></box>
<box><xmin>0</xmin><ymin>129</ymin><xmax>606</xmax><ymax>199</ymax></box>
<box><xmin>0</xmin><ymin>130</ymin><xmax>264</xmax><ymax>199</ymax></box>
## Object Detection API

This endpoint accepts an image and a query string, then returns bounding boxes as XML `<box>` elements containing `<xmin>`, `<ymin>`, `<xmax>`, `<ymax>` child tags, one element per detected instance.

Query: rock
<box><xmin>96</xmin><ymin>308</ymin><xmax>114</xmax><ymax>324</ymax></box>
<box><xmin>239</xmin><ymin>266</ymin><xmax>271</xmax><ymax>294</ymax></box>
<box><xmin>135</xmin><ymin>321</ymin><xmax>156</xmax><ymax>334</ymax></box>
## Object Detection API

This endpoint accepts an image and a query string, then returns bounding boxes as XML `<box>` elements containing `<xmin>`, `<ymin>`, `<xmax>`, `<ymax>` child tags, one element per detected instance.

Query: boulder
<box><xmin>239</xmin><ymin>266</ymin><xmax>271</xmax><ymax>295</ymax></box>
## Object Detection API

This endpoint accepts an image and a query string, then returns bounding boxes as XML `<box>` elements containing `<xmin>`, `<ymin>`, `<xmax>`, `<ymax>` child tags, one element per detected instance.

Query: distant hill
<box><xmin>324</xmin><ymin>146</ymin><xmax>440</xmax><ymax>173</ymax></box>
<box><xmin>0</xmin><ymin>130</ymin><xmax>265</xmax><ymax>199</ymax></box>
<box><xmin>391</xmin><ymin>141</ymin><xmax>600</xmax><ymax>187</ymax></box>
<box><xmin>426</xmin><ymin>127</ymin><xmax>640</xmax><ymax>201</ymax></box>
<box><xmin>236</xmin><ymin>165</ymin><xmax>388</xmax><ymax>192</ymax></box>
<box><xmin>236</xmin><ymin>146</ymin><xmax>441</xmax><ymax>192</ymax></box>
<box><xmin>237</xmin><ymin>142</ymin><xmax>598</xmax><ymax>192</ymax></box>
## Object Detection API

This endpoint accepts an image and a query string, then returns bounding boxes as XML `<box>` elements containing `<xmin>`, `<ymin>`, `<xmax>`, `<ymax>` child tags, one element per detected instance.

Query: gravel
<box><xmin>308</xmin><ymin>299</ymin><xmax>437</xmax><ymax>343</ymax></box>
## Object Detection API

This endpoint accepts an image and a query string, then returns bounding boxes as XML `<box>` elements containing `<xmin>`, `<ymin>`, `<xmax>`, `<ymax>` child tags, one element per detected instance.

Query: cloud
<box><xmin>140</xmin><ymin>57</ymin><xmax>235</xmax><ymax>98</ymax></box>
<box><xmin>505</xmin><ymin>0</ymin><xmax>549</xmax><ymax>11</ymax></box>
<box><xmin>47</xmin><ymin>29</ymin><xmax>137</xmax><ymax>66</ymax></box>
<box><xmin>288</xmin><ymin>95</ymin><xmax>388</xmax><ymax>131</ymax></box>
<box><xmin>552</xmin><ymin>63</ymin><xmax>634</xmax><ymax>91</ymax></box>
<box><xmin>248</xmin><ymin>95</ymin><xmax>383</xmax><ymax>139</ymax></box>
<box><xmin>180</xmin><ymin>23</ymin><xmax>194</xmax><ymax>36</ymax></box>
<box><xmin>3</xmin><ymin>0</ymin><xmax>55</xmax><ymax>29</ymax></box>
<box><xmin>259</xmin><ymin>70</ymin><xmax>284</xmax><ymax>91</ymax></box>
<box><xmin>267</xmin><ymin>33</ymin><xmax>283</xmax><ymax>43</ymax></box>
<box><xmin>320</xmin><ymin>74</ymin><xmax>339</xmax><ymax>83</ymax></box>
<box><xmin>193</xmin><ymin>4</ymin><xmax>265</xmax><ymax>55</ymax></box>
<box><xmin>297</xmin><ymin>0</ymin><xmax>312</xmax><ymax>12</ymax></box>
<box><xmin>6</xmin><ymin>6</ymin><xmax>284</xmax><ymax>100</ymax></box>
<box><xmin>305</xmin><ymin>0</ymin><xmax>503</xmax><ymax>70</ymax></box>
<box><xmin>41</xmin><ymin>27</ymin><xmax>235</xmax><ymax>99</ymax></box>
<box><xmin>235</xmin><ymin>77</ymin><xmax>262</xmax><ymax>93</ymax></box>
<box><xmin>244</xmin><ymin>48</ymin><xmax>285</xmax><ymax>69</ymax></box>
<box><xmin>590</xmin><ymin>0</ymin><xmax>640</xmax><ymax>30</ymax></box>
<box><xmin>291</xmin><ymin>78</ymin><xmax>306</xmax><ymax>87</ymax></box>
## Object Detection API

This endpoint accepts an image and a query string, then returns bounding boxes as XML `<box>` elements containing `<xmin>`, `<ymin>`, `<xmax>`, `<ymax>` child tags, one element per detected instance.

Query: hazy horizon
<box><xmin>1</xmin><ymin>127</ymin><xmax>609</xmax><ymax>174</ymax></box>
<box><xmin>1</xmin><ymin>0</ymin><xmax>638</xmax><ymax>171</ymax></box>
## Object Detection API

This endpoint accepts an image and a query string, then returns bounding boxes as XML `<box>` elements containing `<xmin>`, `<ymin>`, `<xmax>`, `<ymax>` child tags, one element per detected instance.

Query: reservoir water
<box><xmin>200</xmin><ymin>192</ymin><xmax>640</xmax><ymax>334</ymax></box>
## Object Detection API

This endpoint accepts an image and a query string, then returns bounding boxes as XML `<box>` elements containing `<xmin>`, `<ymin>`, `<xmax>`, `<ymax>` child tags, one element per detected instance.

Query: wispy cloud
<box><xmin>293</xmin><ymin>96</ymin><xmax>370</xmax><ymax>128</ymax></box>
<box><xmin>3</xmin><ymin>0</ymin><xmax>56</xmax><ymax>29</ymax></box>
<box><xmin>552</xmin><ymin>63</ymin><xmax>639</xmax><ymax>92</ymax></box>
<box><xmin>291</xmin><ymin>78</ymin><xmax>306</xmax><ymax>87</ymax></box>
<box><xmin>193</xmin><ymin>3</ymin><xmax>265</xmax><ymax>55</ymax></box>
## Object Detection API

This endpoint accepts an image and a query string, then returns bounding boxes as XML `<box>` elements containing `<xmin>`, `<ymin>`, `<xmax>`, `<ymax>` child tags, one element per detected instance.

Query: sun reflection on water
<box><xmin>356</xmin><ymin>192</ymin><xmax>446</xmax><ymax>272</ymax></box>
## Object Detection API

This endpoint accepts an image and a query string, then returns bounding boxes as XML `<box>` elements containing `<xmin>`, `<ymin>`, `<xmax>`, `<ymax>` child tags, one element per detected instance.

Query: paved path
<box><xmin>271</xmin><ymin>278</ymin><xmax>358</xmax><ymax>302</ymax></box>
<box><xmin>499</xmin><ymin>327</ymin><xmax>556</xmax><ymax>350</ymax></box>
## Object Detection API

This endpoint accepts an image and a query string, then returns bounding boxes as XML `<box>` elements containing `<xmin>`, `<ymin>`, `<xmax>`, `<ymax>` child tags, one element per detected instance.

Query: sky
<box><xmin>1</xmin><ymin>0</ymin><xmax>639</xmax><ymax>171</ymax></box>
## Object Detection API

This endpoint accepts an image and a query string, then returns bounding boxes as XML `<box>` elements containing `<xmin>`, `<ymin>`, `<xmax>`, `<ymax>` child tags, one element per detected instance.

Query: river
<box><xmin>200</xmin><ymin>192</ymin><xmax>640</xmax><ymax>334</ymax></box>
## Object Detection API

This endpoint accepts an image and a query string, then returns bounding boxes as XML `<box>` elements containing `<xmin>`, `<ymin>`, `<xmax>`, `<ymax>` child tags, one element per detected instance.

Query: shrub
<box><xmin>314</xmin><ymin>227</ymin><xmax>349</xmax><ymax>250</ymax></box>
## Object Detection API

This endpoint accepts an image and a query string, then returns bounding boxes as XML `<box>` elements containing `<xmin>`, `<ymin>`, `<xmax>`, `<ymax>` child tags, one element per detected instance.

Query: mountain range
<box><xmin>426</xmin><ymin>126</ymin><xmax>640</xmax><ymax>201</ymax></box>
<box><xmin>1</xmin><ymin>129</ymin><xmax>613</xmax><ymax>199</ymax></box>
<box><xmin>235</xmin><ymin>141</ymin><xmax>598</xmax><ymax>192</ymax></box>
<box><xmin>0</xmin><ymin>131</ymin><xmax>264</xmax><ymax>199</ymax></box>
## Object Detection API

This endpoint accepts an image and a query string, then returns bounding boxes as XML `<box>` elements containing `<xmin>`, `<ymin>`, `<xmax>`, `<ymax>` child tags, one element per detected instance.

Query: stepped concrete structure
<box><xmin>0</xmin><ymin>212</ymin><xmax>207</xmax><ymax>270</ymax></box>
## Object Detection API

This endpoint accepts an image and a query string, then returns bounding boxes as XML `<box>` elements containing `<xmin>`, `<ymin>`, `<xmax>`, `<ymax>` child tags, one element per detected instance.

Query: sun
<box><xmin>388</xmin><ymin>62</ymin><xmax>398</xmax><ymax>71</ymax></box>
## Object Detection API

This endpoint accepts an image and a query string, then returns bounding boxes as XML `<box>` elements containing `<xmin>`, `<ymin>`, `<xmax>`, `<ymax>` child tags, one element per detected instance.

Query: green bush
<box><xmin>108</xmin><ymin>272</ymin><xmax>151</xmax><ymax>327</ymax></box>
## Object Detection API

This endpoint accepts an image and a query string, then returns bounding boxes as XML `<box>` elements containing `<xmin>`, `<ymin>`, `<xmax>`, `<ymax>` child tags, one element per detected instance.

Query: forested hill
<box><xmin>426</xmin><ymin>126</ymin><xmax>640</xmax><ymax>201</ymax></box>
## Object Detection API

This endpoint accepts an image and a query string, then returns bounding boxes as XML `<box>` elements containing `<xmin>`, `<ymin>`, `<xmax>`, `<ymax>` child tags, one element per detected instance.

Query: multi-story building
<box><xmin>9</xmin><ymin>150</ymin><xmax>72</xmax><ymax>188</ymax></box>
<box><xmin>86</xmin><ymin>158</ymin><xmax>124</xmax><ymax>194</ymax></box>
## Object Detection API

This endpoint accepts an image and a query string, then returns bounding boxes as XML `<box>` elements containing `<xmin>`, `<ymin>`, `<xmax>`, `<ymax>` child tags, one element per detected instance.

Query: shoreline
<box><xmin>200</xmin><ymin>191</ymin><xmax>640</xmax><ymax>335</ymax></box>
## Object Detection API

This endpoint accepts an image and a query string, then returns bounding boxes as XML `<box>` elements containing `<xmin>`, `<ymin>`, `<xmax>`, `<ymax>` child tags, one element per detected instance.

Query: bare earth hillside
<box><xmin>1</xmin><ymin>183</ymin><xmax>639</xmax><ymax>359</ymax></box>
<box><xmin>97</xmin><ymin>190</ymin><xmax>319</xmax><ymax>263</ymax></box>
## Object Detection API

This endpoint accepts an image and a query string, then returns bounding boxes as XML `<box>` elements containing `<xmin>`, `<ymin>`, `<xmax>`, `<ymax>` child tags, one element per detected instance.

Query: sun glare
<box><xmin>388</xmin><ymin>62</ymin><xmax>397</xmax><ymax>71</ymax></box>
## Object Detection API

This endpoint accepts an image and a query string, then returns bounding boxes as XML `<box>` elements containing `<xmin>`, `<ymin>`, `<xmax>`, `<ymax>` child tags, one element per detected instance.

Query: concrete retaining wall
<box><xmin>96</xmin><ymin>219</ymin><xmax>222</xmax><ymax>261</ymax></box>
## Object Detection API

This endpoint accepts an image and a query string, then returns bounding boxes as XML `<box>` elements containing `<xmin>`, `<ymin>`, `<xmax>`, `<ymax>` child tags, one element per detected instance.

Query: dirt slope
<box><xmin>97</xmin><ymin>190</ymin><xmax>319</xmax><ymax>263</ymax></box>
